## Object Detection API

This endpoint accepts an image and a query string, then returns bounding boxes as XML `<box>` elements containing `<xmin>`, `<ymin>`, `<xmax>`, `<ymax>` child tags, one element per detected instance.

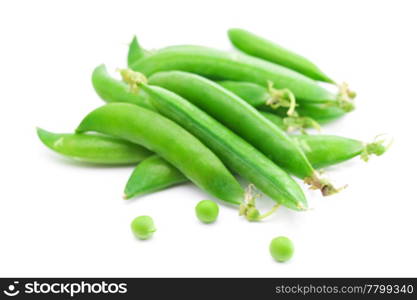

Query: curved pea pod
<box><xmin>124</xmin><ymin>155</ymin><xmax>187</xmax><ymax>199</ymax></box>
<box><xmin>256</xmin><ymin>114</ymin><xmax>388</xmax><ymax>167</ymax></box>
<box><xmin>37</xmin><ymin>128</ymin><xmax>152</xmax><ymax>165</ymax></box>
<box><xmin>228</xmin><ymin>28</ymin><xmax>335</xmax><ymax>84</ymax></box>
<box><xmin>142</xmin><ymin>70</ymin><xmax>338</xmax><ymax>195</ymax></box>
<box><xmin>124</xmin><ymin>134</ymin><xmax>388</xmax><ymax>199</ymax></box>
<box><xmin>92</xmin><ymin>64</ymin><xmax>155</xmax><ymax>110</ymax></box>
<box><xmin>292</xmin><ymin>135</ymin><xmax>389</xmax><ymax>169</ymax></box>
<box><xmin>129</xmin><ymin>40</ymin><xmax>353</xmax><ymax>110</ymax></box>
<box><xmin>76</xmin><ymin>103</ymin><xmax>244</xmax><ymax>205</ymax></box>
<box><xmin>217</xmin><ymin>80</ymin><xmax>346</xmax><ymax>125</ymax></box>
<box><xmin>137</xmin><ymin>83</ymin><xmax>307</xmax><ymax>211</ymax></box>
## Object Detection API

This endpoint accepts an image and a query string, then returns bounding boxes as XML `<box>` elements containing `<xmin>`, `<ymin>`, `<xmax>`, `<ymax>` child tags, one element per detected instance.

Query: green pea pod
<box><xmin>129</xmin><ymin>40</ymin><xmax>354</xmax><ymax>110</ymax></box>
<box><xmin>142</xmin><ymin>70</ymin><xmax>337</xmax><ymax>195</ymax></box>
<box><xmin>129</xmin><ymin>81</ymin><xmax>307</xmax><ymax>211</ymax></box>
<box><xmin>125</xmin><ymin>134</ymin><xmax>388</xmax><ymax>199</ymax></box>
<box><xmin>259</xmin><ymin>112</ymin><xmax>286</xmax><ymax>129</ymax></box>
<box><xmin>92</xmin><ymin>64</ymin><xmax>155</xmax><ymax>110</ymax></box>
<box><xmin>292</xmin><ymin>135</ymin><xmax>389</xmax><ymax>169</ymax></box>
<box><xmin>37</xmin><ymin>127</ymin><xmax>152</xmax><ymax>165</ymax></box>
<box><xmin>228</xmin><ymin>28</ymin><xmax>335</xmax><ymax>83</ymax></box>
<box><xmin>124</xmin><ymin>155</ymin><xmax>187</xmax><ymax>199</ymax></box>
<box><xmin>76</xmin><ymin>103</ymin><xmax>244</xmax><ymax>205</ymax></box>
<box><xmin>92</xmin><ymin>64</ymin><xmax>340</xmax><ymax>132</ymax></box>
<box><xmin>216</xmin><ymin>81</ymin><xmax>269</xmax><ymax>107</ymax></box>
<box><xmin>217</xmin><ymin>80</ymin><xmax>346</xmax><ymax>125</ymax></box>
<box><xmin>127</xmin><ymin>36</ymin><xmax>152</xmax><ymax>68</ymax></box>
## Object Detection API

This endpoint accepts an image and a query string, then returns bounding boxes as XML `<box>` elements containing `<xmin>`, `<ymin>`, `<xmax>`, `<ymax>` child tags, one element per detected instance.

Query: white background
<box><xmin>1</xmin><ymin>0</ymin><xmax>416</xmax><ymax>277</ymax></box>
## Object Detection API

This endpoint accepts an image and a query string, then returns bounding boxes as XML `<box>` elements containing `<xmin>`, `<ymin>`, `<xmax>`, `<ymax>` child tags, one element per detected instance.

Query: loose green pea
<box><xmin>195</xmin><ymin>200</ymin><xmax>219</xmax><ymax>224</ymax></box>
<box><xmin>131</xmin><ymin>216</ymin><xmax>156</xmax><ymax>240</ymax></box>
<box><xmin>269</xmin><ymin>236</ymin><xmax>294</xmax><ymax>262</ymax></box>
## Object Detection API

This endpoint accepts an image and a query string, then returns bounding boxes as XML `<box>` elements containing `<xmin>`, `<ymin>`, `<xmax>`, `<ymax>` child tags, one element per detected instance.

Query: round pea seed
<box><xmin>195</xmin><ymin>200</ymin><xmax>219</xmax><ymax>224</ymax></box>
<box><xmin>131</xmin><ymin>216</ymin><xmax>156</xmax><ymax>240</ymax></box>
<box><xmin>269</xmin><ymin>236</ymin><xmax>294</xmax><ymax>262</ymax></box>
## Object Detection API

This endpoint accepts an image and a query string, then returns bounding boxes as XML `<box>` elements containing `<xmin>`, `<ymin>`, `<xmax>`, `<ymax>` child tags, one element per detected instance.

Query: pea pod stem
<box><xmin>119</xmin><ymin>67</ymin><xmax>148</xmax><ymax>93</ymax></box>
<box><xmin>92</xmin><ymin>64</ymin><xmax>155</xmax><ymax>110</ymax></box>
<box><xmin>265</xmin><ymin>81</ymin><xmax>297</xmax><ymax>116</ymax></box>
<box><xmin>335</xmin><ymin>82</ymin><xmax>356</xmax><ymax>112</ymax></box>
<box><xmin>284</xmin><ymin>116</ymin><xmax>321</xmax><ymax>134</ymax></box>
<box><xmin>304</xmin><ymin>171</ymin><xmax>347</xmax><ymax>196</ymax></box>
<box><xmin>239</xmin><ymin>185</ymin><xmax>282</xmax><ymax>222</ymax></box>
<box><xmin>360</xmin><ymin>135</ymin><xmax>392</xmax><ymax>162</ymax></box>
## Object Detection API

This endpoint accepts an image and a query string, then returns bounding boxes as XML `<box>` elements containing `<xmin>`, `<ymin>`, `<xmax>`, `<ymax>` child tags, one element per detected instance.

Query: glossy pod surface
<box><xmin>37</xmin><ymin>128</ymin><xmax>151</xmax><ymax>164</ymax></box>
<box><xmin>127</xmin><ymin>36</ymin><xmax>151</xmax><ymax>67</ymax></box>
<box><xmin>228</xmin><ymin>28</ymin><xmax>334</xmax><ymax>83</ymax></box>
<box><xmin>76</xmin><ymin>103</ymin><xmax>244</xmax><ymax>205</ymax></box>
<box><xmin>125</xmin><ymin>134</ymin><xmax>374</xmax><ymax>197</ymax></box>
<box><xmin>124</xmin><ymin>155</ymin><xmax>187</xmax><ymax>199</ymax></box>
<box><xmin>217</xmin><ymin>81</ymin><xmax>268</xmax><ymax>107</ymax></box>
<box><xmin>131</xmin><ymin>45</ymin><xmax>336</xmax><ymax>103</ymax></box>
<box><xmin>259</xmin><ymin>112</ymin><xmax>286</xmax><ymax>129</ymax></box>
<box><xmin>92</xmin><ymin>64</ymin><xmax>155</xmax><ymax>110</ymax></box>
<box><xmin>292</xmin><ymin>135</ymin><xmax>364</xmax><ymax>169</ymax></box>
<box><xmin>141</xmin><ymin>84</ymin><xmax>307</xmax><ymax>210</ymax></box>
<box><xmin>148</xmin><ymin>71</ymin><xmax>315</xmax><ymax>180</ymax></box>
<box><xmin>217</xmin><ymin>80</ymin><xmax>345</xmax><ymax>123</ymax></box>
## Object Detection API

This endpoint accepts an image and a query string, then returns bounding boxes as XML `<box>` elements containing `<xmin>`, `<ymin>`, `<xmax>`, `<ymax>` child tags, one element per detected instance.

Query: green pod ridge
<box><xmin>144</xmin><ymin>70</ymin><xmax>340</xmax><ymax>195</ymax></box>
<box><xmin>130</xmin><ymin>44</ymin><xmax>337</xmax><ymax>104</ymax></box>
<box><xmin>138</xmin><ymin>83</ymin><xmax>307</xmax><ymax>211</ymax></box>
<box><xmin>147</xmin><ymin>71</ymin><xmax>314</xmax><ymax>179</ymax></box>
<box><xmin>291</xmin><ymin>104</ymin><xmax>345</xmax><ymax>124</ymax></box>
<box><xmin>76</xmin><ymin>103</ymin><xmax>244</xmax><ymax>205</ymax></box>
<box><xmin>228</xmin><ymin>28</ymin><xmax>335</xmax><ymax>83</ymax></box>
<box><xmin>259</xmin><ymin>112</ymin><xmax>285</xmax><ymax>129</ymax></box>
<box><xmin>292</xmin><ymin>135</ymin><xmax>364</xmax><ymax>169</ymax></box>
<box><xmin>37</xmin><ymin>127</ymin><xmax>152</xmax><ymax>165</ymax></box>
<box><xmin>92</xmin><ymin>64</ymin><xmax>155</xmax><ymax>110</ymax></box>
<box><xmin>124</xmin><ymin>155</ymin><xmax>187</xmax><ymax>199</ymax></box>
<box><xmin>292</xmin><ymin>135</ymin><xmax>389</xmax><ymax>169</ymax></box>
<box><xmin>123</xmin><ymin>134</ymin><xmax>388</xmax><ymax>199</ymax></box>
<box><xmin>217</xmin><ymin>80</ymin><xmax>346</xmax><ymax>124</ymax></box>
<box><xmin>217</xmin><ymin>80</ymin><xmax>269</xmax><ymax>107</ymax></box>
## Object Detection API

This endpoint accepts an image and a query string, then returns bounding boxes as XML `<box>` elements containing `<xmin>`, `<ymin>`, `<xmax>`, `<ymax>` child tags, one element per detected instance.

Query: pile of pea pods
<box><xmin>38</xmin><ymin>29</ymin><xmax>388</xmax><ymax>262</ymax></box>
